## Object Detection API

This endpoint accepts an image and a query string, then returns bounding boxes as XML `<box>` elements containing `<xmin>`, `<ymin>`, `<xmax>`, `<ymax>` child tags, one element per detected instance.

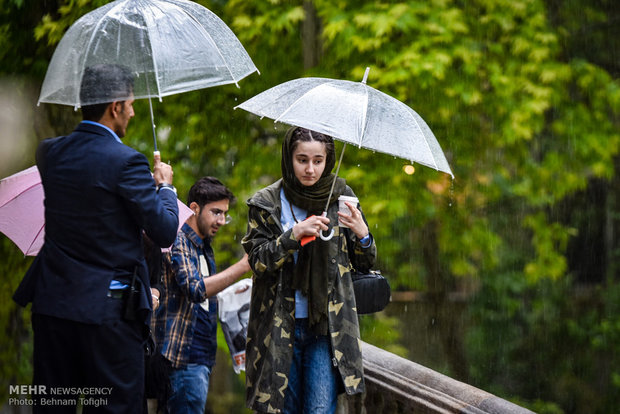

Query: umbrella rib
<box><xmin>274</xmin><ymin>85</ymin><xmax>319</xmax><ymax>124</ymax></box>
<box><xmin>403</xmin><ymin>104</ymin><xmax>439</xmax><ymax>172</ymax></box>
<box><xmin>0</xmin><ymin>182</ymin><xmax>41</xmax><ymax>208</ymax></box>
<box><xmin>357</xmin><ymin>86</ymin><xmax>369</xmax><ymax>148</ymax></box>
<box><xmin>26</xmin><ymin>224</ymin><xmax>45</xmax><ymax>256</ymax></box>
<box><xmin>78</xmin><ymin>2</ymin><xmax>124</xmax><ymax>107</ymax></box>
<box><xmin>183</xmin><ymin>12</ymin><xmax>240</xmax><ymax>87</ymax></box>
<box><xmin>357</xmin><ymin>69</ymin><xmax>371</xmax><ymax>147</ymax></box>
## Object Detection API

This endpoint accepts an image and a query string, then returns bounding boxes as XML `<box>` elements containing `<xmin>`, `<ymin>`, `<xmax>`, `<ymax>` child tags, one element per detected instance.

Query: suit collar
<box><xmin>76</xmin><ymin>121</ymin><xmax>121</xmax><ymax>143</ymax></box>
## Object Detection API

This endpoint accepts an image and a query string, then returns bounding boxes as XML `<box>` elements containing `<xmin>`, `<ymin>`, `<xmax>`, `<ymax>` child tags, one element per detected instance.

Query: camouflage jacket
<box><xmin>242</xmin><ymin>179</ymin><xmax>376</xmax><ymax>413</ymax></box>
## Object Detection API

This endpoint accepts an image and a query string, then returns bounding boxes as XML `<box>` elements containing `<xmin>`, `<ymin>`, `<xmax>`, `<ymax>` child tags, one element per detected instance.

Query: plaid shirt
<box><xmin>152</xmin><ymin>223</ymin><xmax>217</xmax><ymax>368</ymax></box>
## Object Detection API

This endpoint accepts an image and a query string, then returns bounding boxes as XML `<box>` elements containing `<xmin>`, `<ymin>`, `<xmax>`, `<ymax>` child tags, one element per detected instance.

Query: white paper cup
<box><xmin>338</xmin><ymin>195</ymin><xmax>359</xmax><ymax>227</ymax></box>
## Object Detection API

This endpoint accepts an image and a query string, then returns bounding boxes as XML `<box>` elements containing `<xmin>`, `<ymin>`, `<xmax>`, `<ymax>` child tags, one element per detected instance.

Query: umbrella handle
<box><xmin>319</xmin><ymin>228</ymin><xmax>334</xmax><ymax>241</ymax></box>
<box><xmin>153</xmin><ymin>151</ymin><xmax>163</xmax><ymax>167</ymax></box>
<box><xmin>319</xmin><ymin>211</ymin><xmax>334</xmax><ymax>241</ymax></box>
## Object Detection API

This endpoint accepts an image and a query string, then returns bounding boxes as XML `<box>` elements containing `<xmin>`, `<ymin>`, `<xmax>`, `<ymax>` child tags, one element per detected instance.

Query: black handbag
<box><xmin>351</xmin><ymin>270</ymin><xmax>391</xmax><ymax>314</ymax></box>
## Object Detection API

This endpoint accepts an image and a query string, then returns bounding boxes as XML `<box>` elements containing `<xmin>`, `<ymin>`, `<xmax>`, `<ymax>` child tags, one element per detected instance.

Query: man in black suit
<box><xmin>13</xmin><ymin>64</ymin><xmax>179</xmax><ymax>413</ymax></box>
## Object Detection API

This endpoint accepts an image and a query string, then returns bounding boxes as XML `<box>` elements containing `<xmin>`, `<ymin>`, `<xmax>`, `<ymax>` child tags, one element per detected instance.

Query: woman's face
<box><xmin>292</xmin><ymin>140</ymin><xmax>327</xmax><ymax>187</ymax></box>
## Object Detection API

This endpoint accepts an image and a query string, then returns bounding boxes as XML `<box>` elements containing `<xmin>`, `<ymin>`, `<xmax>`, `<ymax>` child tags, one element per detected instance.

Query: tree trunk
<box><xmin>302</xmin><ymin>1</ymin><xmax>322</xmax><ymax>69</ymax></box>
<box><xmin>422</xmin><ymin>220</ymin><xmax>470</xmax><ymax>383</ymax></box>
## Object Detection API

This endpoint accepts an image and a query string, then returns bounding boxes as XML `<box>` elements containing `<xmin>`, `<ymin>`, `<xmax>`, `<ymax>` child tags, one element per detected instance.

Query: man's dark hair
<box><xmin>80</xmin><ymin>64</ymin><xmax>134</xmax><ymax>121</ymax></box>
<box><xmin>188</xmin><ymin>177</ymin><xmax>235</xmax><ymax>209</ymax></box>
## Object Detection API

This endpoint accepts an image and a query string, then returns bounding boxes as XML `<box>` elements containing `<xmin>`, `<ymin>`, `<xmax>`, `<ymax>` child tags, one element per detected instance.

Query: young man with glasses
<box><xmin>152</xmin><ymin>176</ymin><xmax>250</xmax><ymax>414</ymax></box>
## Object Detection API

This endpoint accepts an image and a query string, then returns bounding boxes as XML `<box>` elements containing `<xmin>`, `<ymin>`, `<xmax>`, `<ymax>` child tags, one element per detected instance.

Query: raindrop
<box><xmin>232</xmin><ymin>161</ymin><xmax>235</xmax><ymax>167</ymax></box>
<box><xmin>404</xmin><ymin>304</ymin><xmax>408</xmax><ymax>312</ymax></box>
<box><xmin>431</xmin><ymin>318</ymin><xmax>435</xmax><ymax>325</ymax></box>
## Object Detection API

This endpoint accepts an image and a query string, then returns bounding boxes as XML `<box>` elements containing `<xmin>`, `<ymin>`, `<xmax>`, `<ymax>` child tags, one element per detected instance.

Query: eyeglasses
<box><xmin>209</xmin><ymin>208</ymin><xmax>232</xmax><ymax>224</ymax></box>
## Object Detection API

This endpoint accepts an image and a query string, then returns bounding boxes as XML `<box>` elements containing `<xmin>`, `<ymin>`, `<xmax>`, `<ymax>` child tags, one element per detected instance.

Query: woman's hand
<box><xmin>292</xmin><ymin>215</ymin><xmax>330</xmax><ymax>241</ymax></box>
<box><xmin>338</xmin><ymin>202</ymin><xmax>369</xmax><ymax>240</ymax></box>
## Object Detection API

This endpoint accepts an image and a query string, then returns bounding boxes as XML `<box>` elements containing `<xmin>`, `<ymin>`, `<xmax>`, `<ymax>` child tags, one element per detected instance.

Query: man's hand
<box><xmin>238</xmin><ymin>253</ymin><xmax>251</xmax><ymax>274</ymax></box>
<box><xmin>153</xmin><ymin>151</ymin><xmax>173</xmax><ymax>186</ymax></box>
<box><xmin>204</xmin><ymin>253</ymin><xmax>252</xmax><ymax>297</ymax></box>
<box><xmin>151</xmin><ymin>288</ymin><xmax>160</xmax><ymax>310</ymax></box>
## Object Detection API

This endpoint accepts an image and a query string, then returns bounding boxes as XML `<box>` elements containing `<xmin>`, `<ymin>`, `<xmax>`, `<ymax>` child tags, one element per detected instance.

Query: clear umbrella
<box><xmin>236</xmin><ymin>67</ymin><xmax>452</xmax><ymax>178</ymax></box>
<box><xmin>39</xmin><ymin>0</ymin><xmax>259</xmax><ymax>151</ymax></box>
<box><xmin>235</xmin><ymin>68</ymin><xmax>453</xmax><ymax>239</ymax></box>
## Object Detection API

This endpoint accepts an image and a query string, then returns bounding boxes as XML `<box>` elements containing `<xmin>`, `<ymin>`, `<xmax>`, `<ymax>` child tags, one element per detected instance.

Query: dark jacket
<box><xmin>13</xmin><ymin>122</ymin><xmax>179</xmax><ymax>325</ymax></box>
<box><xmin>242</xmin><ymin>179</ymin><xmax>376</xmax><ymax>413</ymax></box>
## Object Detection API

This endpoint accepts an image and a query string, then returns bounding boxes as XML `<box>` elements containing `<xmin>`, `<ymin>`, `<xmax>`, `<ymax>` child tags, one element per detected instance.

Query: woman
<box><xmin>242</xmin><ymin>127</ymin><xmax>376</xmax><ymax>413</ymax></box>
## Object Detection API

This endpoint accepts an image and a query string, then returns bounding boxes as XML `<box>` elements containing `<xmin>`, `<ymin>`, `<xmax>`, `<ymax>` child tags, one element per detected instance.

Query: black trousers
<box><xmin>31</xmin><ymin>296</ymin><xmax>145</xmax><ymax>413</ymax></box>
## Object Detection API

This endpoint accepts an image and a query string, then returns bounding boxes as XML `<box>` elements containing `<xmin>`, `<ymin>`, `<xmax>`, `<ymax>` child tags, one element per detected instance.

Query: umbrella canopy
<box><xmin>38</xmin><ymin>0</ymin><xmax>258</xmax><ymax>108</ymax></box>
<box><xmin>0</xmin><ymin>166</ymin><xmax>193</xmax><ymax>256</ymax></box>
<box><xmin>0</xmin><ymin>166</ymin><xmax>44</xmax><ymax>256</ymax></box>
<box><xmin>235</xmin><ymin>68</ymin><xmax>452</xmax><ymax>178</ymax></box>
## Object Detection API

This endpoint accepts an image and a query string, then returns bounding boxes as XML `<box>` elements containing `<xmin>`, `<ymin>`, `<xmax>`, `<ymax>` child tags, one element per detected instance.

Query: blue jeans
<box><xmin>282</xmin><ymin>319</ymin><xmax>339</xmax><ymax>414</ymax></box>
<box><xmin>168</xmin><ymin>363</ymin><xmax>211</xmax><ymax>414</ymax></box>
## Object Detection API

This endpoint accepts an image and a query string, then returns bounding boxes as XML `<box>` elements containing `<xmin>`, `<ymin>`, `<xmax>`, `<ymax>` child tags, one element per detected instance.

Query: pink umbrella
<box><xmin>0</xmin><ymin>166</ymin><xmax>192</xmax><ymax>256</ymax></box>
<box><xmin>0</xmin><ymin>166</ymin><xmax>44</xmax><ymax>255</ymax></box>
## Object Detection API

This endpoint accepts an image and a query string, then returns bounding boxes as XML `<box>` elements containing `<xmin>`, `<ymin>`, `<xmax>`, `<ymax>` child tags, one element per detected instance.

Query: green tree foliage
<box><xmin>0</xmin><ymin>0</ymin><xmax>618</xmax><ymax>412</ymax></box>
<box><xmin>0</xmin><ymin>239</ymin><xmax>33</xmax><ymax>403</ymax></box>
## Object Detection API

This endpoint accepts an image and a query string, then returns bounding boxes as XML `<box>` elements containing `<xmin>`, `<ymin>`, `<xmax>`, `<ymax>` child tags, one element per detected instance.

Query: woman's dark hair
<box><xmin>187</xmin><ymin>176</ymin><xmax>235</xmax><ymax>209</ymax></box>
<box><xmin>289</xmin><ymin>127</ymin><xmax>336</xmax><ymax>169</ymax></box>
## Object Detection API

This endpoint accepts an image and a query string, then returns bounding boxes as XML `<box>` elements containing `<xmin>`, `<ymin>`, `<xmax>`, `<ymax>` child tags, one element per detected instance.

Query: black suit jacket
<box><xmin>14</xmin><ymin>122</ymin><xmax>179</xmax><ymax>324</ymax></box>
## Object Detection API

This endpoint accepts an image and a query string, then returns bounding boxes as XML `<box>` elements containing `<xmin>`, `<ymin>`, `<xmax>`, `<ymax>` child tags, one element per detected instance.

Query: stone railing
<box><xmin>339</xmin><ymin>342</ymin><xmax>535</xmax><ymax>414</ymax></box>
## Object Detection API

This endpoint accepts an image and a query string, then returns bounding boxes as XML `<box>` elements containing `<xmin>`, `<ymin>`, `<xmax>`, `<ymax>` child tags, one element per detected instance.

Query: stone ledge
<box><xmin>360</xmin><ymin>342</ymin><xmax>535</xmax><ymax>414</ymax></box>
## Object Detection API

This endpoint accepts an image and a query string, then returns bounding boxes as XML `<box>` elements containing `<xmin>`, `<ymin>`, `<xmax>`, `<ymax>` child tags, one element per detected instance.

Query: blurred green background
<box><xmin>1</xmin><ymin>1</ymin><xmax>618</xmax><ymax>413</ymax></box>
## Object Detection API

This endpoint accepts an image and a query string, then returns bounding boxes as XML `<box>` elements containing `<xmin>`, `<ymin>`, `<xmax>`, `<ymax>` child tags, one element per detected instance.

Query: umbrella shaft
<box><xmin>148</xmin><ymin>97</ymin><xmax>157</xmax><ymax>152</ymax></box>
<box><xmin>324</xmin><ymin>143</ymin><xmax>347</xmax><ymax>213</ymax></box>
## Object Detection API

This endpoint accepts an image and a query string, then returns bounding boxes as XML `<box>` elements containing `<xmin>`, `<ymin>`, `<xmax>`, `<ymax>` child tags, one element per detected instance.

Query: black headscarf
<box><xmin>281</xmin><ymin>127</ymin><xmax>346</xmax><ymax>335</ymax></box>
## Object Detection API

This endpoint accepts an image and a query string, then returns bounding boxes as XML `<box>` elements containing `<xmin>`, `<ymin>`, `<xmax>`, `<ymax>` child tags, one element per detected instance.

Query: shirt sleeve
<box><xmin>242</xmin><ymin>206</ymin><xmax>299</xmax><ymax>281</ymax></box>
<box><xmin>117</xmin><ymin>151</ymin><xmax>179</xmax><ymax>247</ymax></box>
<box><xmin>171</xmin><ymin>235</ymin><xmax>208</xmax><ymax>303</ymax></box>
